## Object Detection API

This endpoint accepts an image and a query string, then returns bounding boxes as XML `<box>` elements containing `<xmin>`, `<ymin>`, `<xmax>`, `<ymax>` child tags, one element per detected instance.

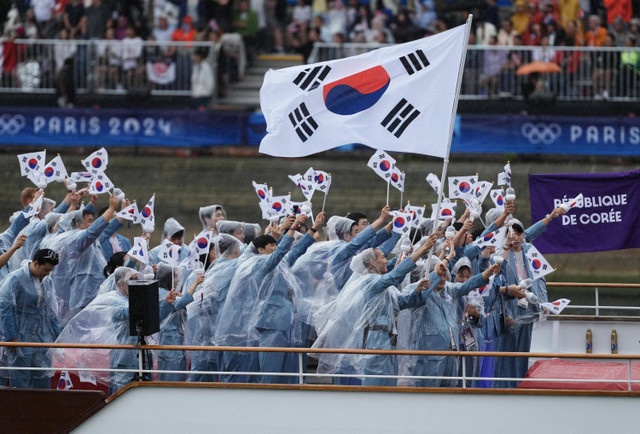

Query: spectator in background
<box><xmin>153</xmin><ymin>14</ymin><xmax>176</xmax><ymax>45</ymax></box>
<box><xmin>23</xmin><ymin>10</ymin><xmax>39</xmax><ymax>39</ymax></box>
<box><xmin>121</xmin><ymin>25</ymin><xmax>144</xmax><ymax>89</ymax></box>
<box><xmin>566</xmin><ymin>19</ymin><xmax>584</xmax><ymax>45</ymax></box>
<box><xmin>234</xmin><ymin>0</ymin><xmax>259</xmax><ymax>58</ymax></box>
<box><xmin>479</xmin><ymin>35</ymin><xmax>506</xmax><ymax>96</ymax></box>
<box><xmin>390</xmin><ymin>9</ymin><xmax>422</xmax><ymax>43</ymax></box>
<box><xmin>593</xmin><ymin>34</ymin><xmax>618</xmax><ymax>99</ymax></box>
<box><xmin>475</xmin><ymin>15</ymin><xmax>498</xmax><ymax>45</ymax></box>
<box><xmin>498</xmin><ymin>18</ymin><xmax>517</xmax><ymax>45</ymax></box>
<box><xmin>348</xmin><ymin>4</ymin><xmax>371</xmax><ymax>42</ymax></box>
<box><xmin>113</xmin><ymin>14</ymin><xmax>129</xmax><ymax>40</ymax></box>
<box><xmin>31</xmin><ymin>0</ymin><xmax>56</xmax><ymax>37</ymax></box>
<box><xmin>609</xmin><ymin>16</ymin><xmax>630</xmax><ymax>47</ymax></box>
<box><xmin>291</xmin><ymin>0</ymin><xmax>312</xmax><ymax>31</ymax></box>
<box><xmin>313</xmin><ymin>15</ymin><xmax>332</xmax><ymax>42</ymax></box>
<box><xmin>96</xmin><ymin>27</ymin><xmax>123</xmax><ymax>89</ymax></box>
<box><xmin>619</xmin><ymin>35</ymin><xmax>639</xmax><ymax>95</ymax></box>
<box><xmin>416</xmin><ymin>0</ymin><xmax>437</xmax><ymax>31</ymax></box>
<box><xmin>559</xmin><ymin>0</ymin><xmax>581</xmax><ymax>32</ymax></box>
<box><xmin>63</xmin><ymin>0</ymin><xmax>86</xmax><ymax>39</ymax></box>
<box><xmin>191</xmin><ymin>48</ymin><xmax>214</xmax><ymax>109</ymax></box>
<box><xmin>369</xmin><ymin>13</ymin><xmax>393</xmax><ymax>43</ymax></box>
<box><xmin>483</xmin><ymin>0</ymin><xmax>499</xmax><ymax>28</ymax></box>
<box><xmin>172</xmin><ymin>15</ymin><xmax>196</xmax><ymax>44</ymax></box>
<box><xmin>265</xmin><ymin>0</ymin><xmax>287</xmax><ymax>52</ymax></box>
<box><xmin>532</xmin><ymin>34</ymin><xmax>557</xmax><ymax>62</ymax></box>
<box><xmin>604</xmin><ymin>0</ymin><xmax>632</xmax><ymax>26</ymax></box>
<box><xmin>545</xmin><ymin>20</ymin><xmax>565</xmax><ymax>46</ymax></box>
<box><xmin>85</xmin><ymin>0</ymin><xmax>112</xmax><ymax>39</ymax></box>
<box><xmin>511</xmin><ymin>0</ymin><xmax>531</xmax><ymax>36</ymax></box>
<box><xmin>523</xmin><ymin>21</ymin><xmax>542</xmax><ymax>45</ymax></box>
<box><xmin>541</xmin><ymin>1</ymin><xmax>560</xmax><ymax>26</ymax></box>
<box><xmin>584</xmin><ymin>14</ymin><xmax>608</xmax><ymax>46</ymax></box>
<box><xmin>630</xmin><ymin>18</ymin><xmax>640</xmax><ymax>47</ymax></box>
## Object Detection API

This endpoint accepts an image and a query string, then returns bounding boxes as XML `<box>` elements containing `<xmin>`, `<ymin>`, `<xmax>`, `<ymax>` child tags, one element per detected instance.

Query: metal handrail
<box><xmin>1</xmin><ymin>342</ymin><xmax>639</xmax><ymax>392</ymax></box>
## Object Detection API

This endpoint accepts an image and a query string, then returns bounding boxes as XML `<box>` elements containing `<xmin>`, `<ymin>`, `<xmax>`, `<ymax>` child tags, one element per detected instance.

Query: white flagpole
<box><xmin>321</xmin><ymin>193</ymin><xmax>328</xmax><ymax>213</ymax></box>
<box><xmin>400</xmin><ymin>190</ymin><xmax>403</xmax><ymax>210</ymax></box>
<box><xmin>386</xmin><ymin>180</ymin><xmax>390</xmax><ymax>206</ymax></box>
<box><xmin>425</xmin><ymin>15</ymin><xmax>473</xmax><ymax>273</ymax></box>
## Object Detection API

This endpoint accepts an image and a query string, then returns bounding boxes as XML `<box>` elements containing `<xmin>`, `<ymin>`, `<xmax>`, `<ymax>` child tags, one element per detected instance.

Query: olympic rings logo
<box><xmin>521</xmin><ymin>122</ymin><xmax>561</xmax><ymax>145</ymax></box>
<box><xmin>0</xmin><ymin>115</ymin><xmax>26</xmax><ymax>135</ymax></box>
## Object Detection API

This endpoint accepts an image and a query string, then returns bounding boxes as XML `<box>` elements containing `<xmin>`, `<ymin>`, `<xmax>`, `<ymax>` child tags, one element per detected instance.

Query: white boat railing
<box><xmin>547</xmin><ymin>282</ymin><xmax>640</xmax><ymax>316</ymax></box>
<box><xmin>1</xmin><ymin>342</ymin><xmax>639</xmax><ymax>393</ymax></box>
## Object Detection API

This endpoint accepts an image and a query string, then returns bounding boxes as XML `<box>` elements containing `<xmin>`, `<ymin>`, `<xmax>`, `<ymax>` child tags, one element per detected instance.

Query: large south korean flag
<box><xmin>259</xmin><ymin>22</ymin><xmax>468</xmax><ymax>158</ymax></box>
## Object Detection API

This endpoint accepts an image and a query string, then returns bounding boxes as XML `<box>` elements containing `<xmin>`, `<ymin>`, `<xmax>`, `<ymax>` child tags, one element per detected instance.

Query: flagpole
<box><xmin>425</xmin><ymin>15</ymin><xmax>473</xmax><ymax>273</ymax></box>
<box><xmin>321</xmin><ymin>192</ymin><xmax>328</xmax><ymax>213</ymax></box>
<box><xmin>400</xmin><ymin>191</ymin><xmax>403</xmax><ymax>210</ymax></box>
<box><xmin>386</xmin><ymin>181</ymin><xmax>390</xmax><ymax>206</ymax></box>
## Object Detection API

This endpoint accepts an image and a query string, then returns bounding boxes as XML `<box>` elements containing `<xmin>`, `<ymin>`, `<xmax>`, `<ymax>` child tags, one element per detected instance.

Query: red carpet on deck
<box><xmin>518</xmin><ymin>359</ymin><xmax>640</xmax><ymax>391</ymax></box>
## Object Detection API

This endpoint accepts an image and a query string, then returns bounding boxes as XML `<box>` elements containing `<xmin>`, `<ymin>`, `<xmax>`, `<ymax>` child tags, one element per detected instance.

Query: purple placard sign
<box><xmin>529</xmin><ymin>169</ymin><xmax>640</xmax><ymax>254</ymax></box>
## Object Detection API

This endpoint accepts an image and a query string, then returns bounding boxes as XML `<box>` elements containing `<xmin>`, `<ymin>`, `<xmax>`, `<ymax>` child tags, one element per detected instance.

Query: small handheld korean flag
<box><xmin>313</xmin><ymin>170</ymin><xmax>332</xmax><ymax>194</ymax></box>
<box><xmin>448</xmin><ymin>175</ymin><xmax>478</xmax><ymax>203</ymax></box>
<box><xmin>69</xmin><ymin>171</ymin><xmax>93</xmax><ymax>184</ymax></box>
<box><xmin>127</xmin><ymin>237</ymin><xmax>149</xmax><ymax>265</ymax></box>
<box><xmin>82</xmin><ymin>147</ymin><xmax>109</xmax><ymax>175</ymax></box>
<box><xmin>57</xmin><ymin>371</ymin><xmax>74</xmax><ymax>390</ymax></box>
<box><xmin>426</xmin><ymin>173</ymin><xmax>440</xmax><ymax>194</ymax></box>
<box><xmin>117</xmin><ymin>202</ymin><xmax>140</xmax><ymax>223</ymax></box>
<box><xmin>367</xmin><ymin>150</ymin><xmax>396</xmax><ymax>182</ymax></box>
<box><xmin>42</xmin><ymin>155</ymin><xmax>68</xmax><ymax>183</ymax></box>
<box><xmin>252</xmin><ymin>181</ymin><xmax>271</xmax><ymax>203</ymax></box>
<box><xmin>432</xmin><ymin>201</ymin><xmax>457</xmax><ymax>220</ymax></box>
<box><xmin>497</xmin><ymin>163</ymin><xmax>511</xmax><ymax>186</ymax></box>
<box><xmin>180</xmin><ymin>242</ymin><xmax>200</xmax><ymax>271</ymax></box>
<box><xmin>390</xmin><ymin>210</ymin><xmax>413</xmax><ymax>235</ymax></box>
<box><xmin>406</xmin><ymin>204</ymin><xmax>426</xmax><ymax>228</ymax></box>
<box><xmin>472</xmin><ymin>226</ymin><xmax>506</xmax><ymax>249</ymax></box>
<box><xmin>559</xmin><ymin>193</ymin><xmax>583</xmax><ymax>212</ymax></box>
<box><xmin>389</xmin><ymin>167</ymin><xmax>405</xmax><ymax>192</ymax></box>
<box><xmin>270</xmin><ymin>194</ymin><xmax>291</xmax><ymax>217</ymax></box>
<box><xmin>490</xmin><ymin>188</ymin><xmax>505</xmax><ymax>210</ymax></box>
<box><xmin>158</xmin><ymin>240</ymin><xmax>180</xmax><ymax>267</ymax></box>
<box><xmin>541</xmin><ymin>298</ymin><xmax>571</xmax><ymax>315</ymax></box>
<box><xmin>259</xmin><ymin>22</ymin><xmax>468</xmax><ymax>158</ymax></box>
<box><xmin>194</xmin><ymin>230</ymin><xmax>213</xmax><ymax>254</ymax></box>
<box><xmin>473</xmin><ymin>181</ymin><xmax>493</xmax><ymax>204</ymax></box>
<box><xmin>525</xmin><ymin>245</ymin><xmax>554</xmax><ymax>280</ymax></box>
<box><xmin>18</xmin><ymin>150</ymin><xmax>46</xmax><ymax>177</ymax></box>
<box><xmin>139</xmin><ymin>195</ymin><xmax>155</xmax><ymax>231</ymax></box>
<box><xmin>89</xmin><ymin>172</ymin><xmax>113</xmax><ymax>195</ymax></box>
<box><xmin>23</xmin><ymin>193</ymin><xmax>44</xmax><ymax>219</ymax></box>
<box><xmin>288</xmin><ymin>168</ymin><xmax>315</xmax><ymax>201</ymax></box>
<box><xmin>260</xmin><ymin>201</ymin><xmax>280</xmax><ymax>221</ymax></box>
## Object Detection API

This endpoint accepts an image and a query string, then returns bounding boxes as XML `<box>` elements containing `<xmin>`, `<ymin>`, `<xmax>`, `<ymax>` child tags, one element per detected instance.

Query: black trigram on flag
<box><xmin>288</xmin><ymin>102</ymin><xmax>318</xmax><ymax>142</ymax></box>
<box><xmin>293</xmin><ymin>65</ymin><xmax>332</xmax><ymax>91</ymax></box>
<box><xmin>381</xmin><ymin>99</ymin><xmax>420</xmax><ymax>138</ymax></box>
<box><xmin>399</xmin><ymin>49</ymin><xmax>430</xmax><ymax>75</ymax></box>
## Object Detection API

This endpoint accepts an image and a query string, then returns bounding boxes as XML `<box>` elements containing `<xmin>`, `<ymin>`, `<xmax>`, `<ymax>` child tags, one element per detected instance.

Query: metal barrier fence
<box><xmin>308</xmin><ymin>43</ymin><xmax>640</xmax><ymax>102</ymax></box>
<box><xmin>0</xmin><ymin>39</ymin><xmax>216</xmax><ymax>97</ymax></box>
<box><xmin>547</xmin><ymin>282</ymin><xmax>640</xmax><ymax>316</ymax></box>
<box><xmin>1</xmin><ymin>342</ymin><xmax>639</xmax><ymax>393</ymax></box>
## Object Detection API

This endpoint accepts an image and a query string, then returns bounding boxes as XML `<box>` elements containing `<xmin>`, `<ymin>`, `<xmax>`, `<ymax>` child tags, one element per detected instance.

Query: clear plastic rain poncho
<box><xmin>0</xmin><ymin>262</ymin><xmax>61</xmax><ymax>383</ymax></box>
<box><xmin>186</xmin><ymin>235</ymin><xmax>243</xmax><ymax>342</ymax></box>
<box><xmin>10</xmin><ymin>212</ymin><xmax>64</xmax><ymax>271</ymax></box>
<box><xmin>402</xmin><ymin>257</ymin><xmax>488</xmax><ymax>387</ymax></box>
<box><xmin>326</xmin><ymin>216</ymin><xmax>355</xmax><ymax>242</ymax></box>
<box><xmin>214</xmin><ymin>251</ymin><xmax>263</xmax><ymax>347</ymax></box>
<box><xmin>199</xmin><ymin>204</ymin><xmax>226</xmax><ymax>231</ymax></box>
<box><xmin>44</xmin><ymin>210</ymin><xmax>109</xmax><ymax>321</ymax></box>
<box><xmin>216</xmin><ymin>220</ymin><xmax>245</xmax><ymax>242</ymax></box>
<box><xmin>311</xmin><ymin>249</ymin><xmax>419</xmax><ymax>381</ymax></box>
<box><xmin>291</xmin><ymin>241</ymin><xmax>341</xmax><ymax>339</ymax></box>
<box><xmin>161</xmin><ymin>217</ymin><xmax>185</xmax><ymax>240</ymax></box>
<box><xmin>51</xmin><ymin>268</ymin><xmax>144</xmax><ymax>393</ymax></box>
<box><xmin>242</xmin><ymin>223</ymin><xmax>261</xmax><ymax>245</ymax></box>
